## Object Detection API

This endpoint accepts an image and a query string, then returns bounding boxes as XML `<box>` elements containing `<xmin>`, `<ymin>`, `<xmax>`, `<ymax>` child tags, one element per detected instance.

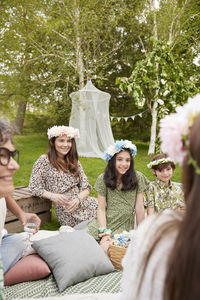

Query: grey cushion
<box><xmin>32</xmin><ymin>231</ymin><xmax>115</xmax><ymax>292</ymax></box>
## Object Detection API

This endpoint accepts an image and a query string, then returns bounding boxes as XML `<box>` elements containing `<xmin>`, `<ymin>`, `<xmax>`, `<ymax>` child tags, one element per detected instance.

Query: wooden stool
<box><xmin>5</xmin><ymin>186</ymin><xmax>52</xmax><ymax>233</ymax></box>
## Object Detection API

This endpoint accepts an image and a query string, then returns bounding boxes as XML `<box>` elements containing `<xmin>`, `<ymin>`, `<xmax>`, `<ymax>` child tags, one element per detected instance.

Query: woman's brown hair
<box><xmin>47</xmin><ymin>137</ymin><xmax>79</xmax><ymax>176</ymax></box>
<box><xmin>163</xmin><ymin>113</ymin><xmax>200</xmax><ymax>300</ymax></box>
<box><xmin>136</xmin><ymin>114</ymin><xmax>200</xmax><ymax>300</ymax></box>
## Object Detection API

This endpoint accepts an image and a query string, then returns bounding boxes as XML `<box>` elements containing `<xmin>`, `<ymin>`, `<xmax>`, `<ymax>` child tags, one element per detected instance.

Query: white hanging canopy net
<box><xmin>69</xmin><ymin>81</ymin><xmax>114</xmax><ymax>158</ymax></box>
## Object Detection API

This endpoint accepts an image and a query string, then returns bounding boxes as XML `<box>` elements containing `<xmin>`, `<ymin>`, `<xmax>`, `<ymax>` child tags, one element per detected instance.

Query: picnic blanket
<box><xmin>14</xmin><ymin>293</ymin><xmax>120</xmax><ymax>300</ymax></box>
<box><xmin>5</xmin><ymin>271</ymin><xmax>122</xmax><ymax>300</ymax></box>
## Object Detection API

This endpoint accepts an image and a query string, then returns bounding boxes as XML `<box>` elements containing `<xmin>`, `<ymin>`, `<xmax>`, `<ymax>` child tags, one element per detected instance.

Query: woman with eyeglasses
<box><xmin>0</xmin><ymin>117</ymin><xmax>40</xmax><ymax>297</ymax></box>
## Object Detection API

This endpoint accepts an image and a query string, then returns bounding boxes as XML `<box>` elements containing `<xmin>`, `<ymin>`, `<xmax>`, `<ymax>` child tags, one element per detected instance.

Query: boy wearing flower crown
<box><xmin>144</xmin><ymin>153</ymin><xmax>184</xmax><ymax>215</ymax></box>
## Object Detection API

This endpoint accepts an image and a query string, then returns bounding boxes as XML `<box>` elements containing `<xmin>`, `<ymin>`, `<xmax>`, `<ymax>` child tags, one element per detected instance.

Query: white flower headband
<box><xmin>147</xmin><ymin>157</ymin><xmax>175</xmax><ymax>169</ymax></box>
<box><xmin>47</xmin><ymin>125</ymin><xmax>80</xmax><ymax>140</ymax></box>
<box><xmin>159</xmin><ymin>93</ymin><xmax>200</xmax><ymax>173</ymax></box>
<box><xmin>103</xmin><ymin>139</ymin><xmax>137</xmax><ymax>162</ymax></box>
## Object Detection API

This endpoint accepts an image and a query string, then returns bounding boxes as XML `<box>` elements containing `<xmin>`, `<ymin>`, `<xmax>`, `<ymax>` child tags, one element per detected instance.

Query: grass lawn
<box><xmin>13</xmin><ymin>134</ymin><xmax>182</xmax><ymax>230</ymax></box>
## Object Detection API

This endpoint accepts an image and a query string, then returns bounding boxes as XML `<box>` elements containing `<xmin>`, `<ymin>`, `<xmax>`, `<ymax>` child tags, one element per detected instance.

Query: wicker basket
<box><xmin>109</xmin><ymin>241</ymin><xmax>127</xmax><ymax>270</ymax></box>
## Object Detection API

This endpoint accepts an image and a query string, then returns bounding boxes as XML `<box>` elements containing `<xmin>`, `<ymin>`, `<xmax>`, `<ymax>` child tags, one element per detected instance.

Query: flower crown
<box><xmin>103</xmin><ymin>140</ymin><xmax>137</xmax><ymax>162</ymax></box>
<box><xmin>147</xmin><ymin>157</ymin><xmax>175</xmax><ymax>169</ymax></box>
<box><xmin>47</xmin><ymin>125</ymin><xmax>80</xmax><ymax>140</ymax></box>
<box><xmin>159</xmin><ymin>93</ymin><xmax>200</xmax><ymax>174</ymax></box>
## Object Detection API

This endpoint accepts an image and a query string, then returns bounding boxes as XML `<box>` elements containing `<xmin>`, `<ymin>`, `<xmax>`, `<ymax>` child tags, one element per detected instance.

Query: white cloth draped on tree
<box><xmin>69</xmin><ymin>81</ymin><xmax>114</xmax><ymax>158</ymax></box>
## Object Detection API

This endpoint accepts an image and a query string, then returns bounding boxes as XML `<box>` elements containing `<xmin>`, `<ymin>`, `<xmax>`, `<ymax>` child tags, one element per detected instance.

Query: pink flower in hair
<box><xmin>47</xmin><ymin>125</ymin><xmax>80</xmax><ymax>139</ymax></box>
<box><xmin>160</xmin><ymin>114</ymin><xmax>187</xmax><ymax>166</ymax></box>
<box><xmin>159</xmin><ymin>93</ymin><xmax>200</xmax><ymax>166</ymax></box>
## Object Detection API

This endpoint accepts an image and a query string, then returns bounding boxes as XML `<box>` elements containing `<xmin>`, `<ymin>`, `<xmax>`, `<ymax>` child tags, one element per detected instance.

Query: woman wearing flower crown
<box><xmin>120</xmin><ymin>94</ymin><xmax>200</xmax><ymax>300</ymax></box>
<box><xmin>87</xmin><ymin>139</ymin><xmax>149</xmax><ymax>253</ymax></box>
<box><xmin>29</xmin><ymin>125</ymin><xmax>98</xmax><ymax>227</ymax></box>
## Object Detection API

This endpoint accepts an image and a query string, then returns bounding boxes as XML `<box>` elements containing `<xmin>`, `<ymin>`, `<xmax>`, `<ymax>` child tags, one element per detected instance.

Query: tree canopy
<box><xmin>0</xmin><ymin>0</ymin><xmax>199</xmax><ymax>147</ymax></box>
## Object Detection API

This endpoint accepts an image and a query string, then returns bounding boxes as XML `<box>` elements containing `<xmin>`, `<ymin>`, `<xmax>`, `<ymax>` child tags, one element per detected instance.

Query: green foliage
<box><xmin>0</xmin><ymin>0</ymin><xmax>149</xmax><ymax>134</ymax></box>
<box><xmin>116</xmin><ymin>37</ymin><xmax>199</xmax><ymax>153</ymax></box>
<box><xmin>111</xmin><ymin>112</ymin><xmax>151</xmax><ymax>142</ymax></box>
<box><xmin>47</xmin><ymin>98</ymin><xmax>72</xmax><ymax>127</ymax></box>
<box><xmin>23</xmin><ymin>112</ymin><xmax>52</xmax><ymax>134</ymax></box>
<box><xmin>1</xmin><ymin>0</ymin><xmax>199</xmax><ymax>144</ymax></box>
<box><xmin>117</xmin><ymin>40</ymin><xmax>198</xmax><ymax>113</ymax></box>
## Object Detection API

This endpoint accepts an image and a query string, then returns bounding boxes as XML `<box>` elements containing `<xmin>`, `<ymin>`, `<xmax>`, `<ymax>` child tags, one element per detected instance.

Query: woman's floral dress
<box><xmin>29</xmin><ymin>154</ymin><xmax>97</xmax><ymax>227</ymax></box>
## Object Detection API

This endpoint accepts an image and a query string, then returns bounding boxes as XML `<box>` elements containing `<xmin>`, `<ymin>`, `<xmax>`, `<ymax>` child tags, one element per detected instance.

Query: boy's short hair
<box><xmin>150</xmin><ymin>153</ymin><xmax>176</xmax><ymax>171</ymax></box>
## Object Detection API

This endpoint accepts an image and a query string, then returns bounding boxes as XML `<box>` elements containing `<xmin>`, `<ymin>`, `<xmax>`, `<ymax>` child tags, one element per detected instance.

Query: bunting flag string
<box><xmin>110</xmin><ymin>109</ymin><xmax>148</xmax><ymax>122</ymax></box>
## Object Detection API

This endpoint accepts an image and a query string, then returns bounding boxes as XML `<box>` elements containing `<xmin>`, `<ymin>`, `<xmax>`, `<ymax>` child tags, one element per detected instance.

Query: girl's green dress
<box><xmin>88</xmin><ymin>171</ymin><xmax>149</xmax><ymax>241</ymax></box>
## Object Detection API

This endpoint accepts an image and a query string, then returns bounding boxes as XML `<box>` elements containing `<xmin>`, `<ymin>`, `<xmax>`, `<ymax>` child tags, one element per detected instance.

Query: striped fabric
<box><xmin>5</xmin><ymin>271</ymin><xmax>122</xmax><ymax>299</ymax></box>
<box><xmin>0</xmin><ymin>256</ymin><xmax>4</xmax><ymax>300</ymax></box>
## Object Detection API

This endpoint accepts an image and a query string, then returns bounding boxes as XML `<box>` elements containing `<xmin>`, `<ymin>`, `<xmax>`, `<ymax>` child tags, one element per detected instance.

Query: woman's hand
<box><xmin>19</xmin><ymin>212</ymin><xmax>41</xmax><ymax>232</ymax></box>
<box><xmin>49</xmin><ymin>193</ymin><xmax>68</xmax><ymax>206</ymax></box>
<box><xmin>65</xmin><ymin>197</ymin><xmax>80</xmax><ymax>212</ymax></box>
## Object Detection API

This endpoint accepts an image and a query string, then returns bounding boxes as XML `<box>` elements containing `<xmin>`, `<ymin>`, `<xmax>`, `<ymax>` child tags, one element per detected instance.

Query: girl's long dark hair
<box><xmin>104</xmin><ymin>149</ymin><xmax>138</xmax><ymax>191</ymax></box>
<box><xmin>47</xmin><ymin>137</ymin><xmax>79</xmax><ymax>176</ymax></box>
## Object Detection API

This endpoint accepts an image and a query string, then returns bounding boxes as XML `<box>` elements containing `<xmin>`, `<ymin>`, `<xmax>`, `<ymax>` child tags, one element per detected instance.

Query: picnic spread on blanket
<box><xmin>3</xmin><ymin>227</ymin><xmax>131</xmax><ymax>299</ymax></box>
<box><xmin>3</xmin><ymin>227</ymin><xmax>127</xmax><ymax>299</ymax></box>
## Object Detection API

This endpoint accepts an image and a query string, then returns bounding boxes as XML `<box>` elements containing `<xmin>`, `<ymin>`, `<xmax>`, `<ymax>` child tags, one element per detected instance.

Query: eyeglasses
<box><xmin>0</xmin><ymin>147</ymin><xmax>19</xmax><ymax>166</ymax></box>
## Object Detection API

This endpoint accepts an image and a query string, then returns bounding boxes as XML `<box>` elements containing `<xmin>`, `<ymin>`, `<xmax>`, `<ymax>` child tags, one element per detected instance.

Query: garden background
<box><xmin>1</xmin><ymin>0</ymin><xmax>199</xmax><ymax>229</ymax></box>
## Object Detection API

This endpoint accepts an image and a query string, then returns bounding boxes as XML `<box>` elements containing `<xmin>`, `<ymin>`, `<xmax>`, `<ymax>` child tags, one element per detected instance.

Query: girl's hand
<box><xmin>99</xmin><ymin>235</ymin><xmax>112</xmax><ymax>256</ymax></box>
<box><xmin>65</xmin><ymin>197</ymin><xmax>80</xmax><ymax>212</ymax></box>
<box><xmin>99</xmin><ymin>235</ymin><xmax>112</xmax><ymax>244</ymax></box>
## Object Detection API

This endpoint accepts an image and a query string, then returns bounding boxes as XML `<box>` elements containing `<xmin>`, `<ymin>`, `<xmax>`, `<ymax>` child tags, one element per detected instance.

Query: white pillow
<box><xmin>23</xmin><ymin>226</ymin><xmax>75</xmax><ymax>256</ymax></box>
<box><xmin>23</xmin><ymin>230</ymin><xmax>59</xmax><ymax>256</ymax></box>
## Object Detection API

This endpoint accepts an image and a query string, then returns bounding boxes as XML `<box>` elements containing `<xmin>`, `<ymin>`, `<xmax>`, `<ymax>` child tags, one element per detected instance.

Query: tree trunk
<box><xmin>74</xmin><ymin>1</ymin><xmax>85</xmax><ymax>89</ymax></box>
<box><xmin>148</xmin><ymin>100</ymin><xmax>158</xmax><ymax>155</ymax></box>
<box><xmin>148</xmin><ymin>0</ymin><xmax>158</xmax><ymax>155</ymax></box>
<box><xmin>14</xmin><ymin>100</ymin><xmax>27</xmax><ymax>134</ymax></box>
<box><xmin>151</xmin><ymin>0</ymin><xmax>158</xmax><ymax>39</ymax></box>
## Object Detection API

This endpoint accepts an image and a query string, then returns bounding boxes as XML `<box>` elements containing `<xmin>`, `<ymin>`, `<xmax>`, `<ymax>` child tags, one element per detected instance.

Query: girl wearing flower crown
<box><xmin>29</xmin><ymin>125</ymin><xmax>97</xmax><ymax>227</ymax></box>
<box><xmin>121</xmin><ymin>94</ymin><xmax>200</xmax><ymax>300</ymax></box>
<box><xmin>144</xmin><ymin>153</ymin><xmax>184</xmax><ymax>215</ymax></box>
<box><xmin>87</xmin><ymin>139</ymin><xmax>149</xmax><ymax>253</ymax></box>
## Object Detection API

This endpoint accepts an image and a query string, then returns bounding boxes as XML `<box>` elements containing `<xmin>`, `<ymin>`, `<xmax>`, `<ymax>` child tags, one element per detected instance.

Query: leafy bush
<box><xmin>23</xmin><ymin>112</ymin><xmax>52</xmax><ymax>134</ymax></box>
